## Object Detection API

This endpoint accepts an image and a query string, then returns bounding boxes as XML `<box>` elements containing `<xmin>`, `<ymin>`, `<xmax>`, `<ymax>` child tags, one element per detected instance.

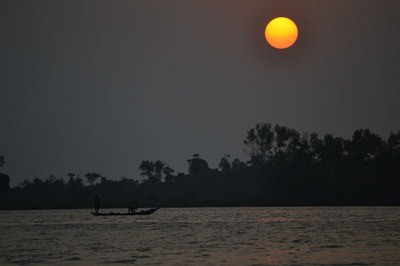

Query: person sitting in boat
<box><xmin>128</xmin><ymin>205</ymin><xmax>138</xmax><ymax>214</ymax></box>
<box><xmin>94</xmin><ymin>194</ymin><xmax>100</xmax><ymax>214</ymax></box>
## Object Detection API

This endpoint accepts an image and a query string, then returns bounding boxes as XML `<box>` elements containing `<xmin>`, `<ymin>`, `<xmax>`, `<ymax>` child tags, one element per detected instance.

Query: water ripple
<box><xmin>0</xmin><ymin>207</ymin><xmax>399</xmax><ymax>265</ymax></box>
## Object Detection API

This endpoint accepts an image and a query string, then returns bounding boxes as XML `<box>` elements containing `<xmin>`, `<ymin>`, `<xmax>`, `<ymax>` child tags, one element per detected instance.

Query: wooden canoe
<box><xmin>91</xmin><ymin>208</ymin><xmax>159</xmax><ymax>216</ymax></box>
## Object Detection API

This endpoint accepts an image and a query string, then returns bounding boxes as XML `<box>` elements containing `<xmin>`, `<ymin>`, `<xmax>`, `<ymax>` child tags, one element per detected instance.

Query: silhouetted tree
<box><xmin>244</xmin><ymin>123</ymin><xmax>275</xmax><ymax>164</ymax></box>
<box><xmin>68</xmin><ymin>173</ymin><xmax>75</xmax><ymax>183</ymax></box>
<box><xmin>218</xmin><ymin>154</ymin><xmax>231</xmax><ymax>174</ymax></box>
<box><xmin>187</xmin><ymin>154</ymin><xmax>209</xmax><ymax>176</ymax></box>
<box><xmin>2</xmin><ymin>123</ymin><xmax>400</xmax><ymax>209</ymax></box>
<box><xmin>85</xmin><ymin>172</ymin><xmax>101</xmax><ymax>186</ymax></box>
<box><xmin>33</xmin><ymin>178</ymin><xmax>43</xmax><ymax>185</ymax></box>
<box><xmin>0</xmin><ymin>156</ymin><xmax>5</xmax><ymax>168</ymax></box>
<box><xmin>140</xmin><ymin>160</ymin><xmax>161</xmax><ymax>186</ymax></box>
<box><xmin>154</xmin><ymin>160</ymin><xmax>165</xmax><ymax>182</ymax></box>
<box><xmin>68</xmin><ymin>173</ymin><xmax>83</xmax><ymax>189</ymax></box>
<box><xmin>19</xmin><ymin>179</ymin><xmax>31</xmax><ymax>188</ymax></box>
<box><xmin>140</xmin><ymin>160</ymin><xmax>155</xmax><ymax>180</ymax></box>
<box><xmin>163</xmin><ymin>166</ymin><xmax>175</xmax><ymax>184</ymax></box>
<box><xmin>232</xmin><ymin>158</ymin><xmax>246</xmax><ymax>172</ymax></box>
<box><xmin>0</xmin><ymin>156</ymin><xmax>10</xmax><ymax>193</ymax></box>
<box><xmin>0</xmin><ymin>173</ymin><xmax>10</xmax><ymax>193</ymax></box>
<box><xmin>163</xmin><ymin>166</ymin><xmax>174</xmax><ymax>176</ymax></box>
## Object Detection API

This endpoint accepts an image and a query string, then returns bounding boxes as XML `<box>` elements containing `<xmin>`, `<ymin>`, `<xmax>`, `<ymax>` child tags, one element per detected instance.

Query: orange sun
<box><xmin>265</xmin><ymin>17</ymin><xmax>298</xmax><ymax>49</ymax></box>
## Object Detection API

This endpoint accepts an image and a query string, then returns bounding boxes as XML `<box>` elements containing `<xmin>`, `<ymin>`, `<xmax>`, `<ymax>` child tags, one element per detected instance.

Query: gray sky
<box><xmin>1</xmin><ymin>0</ymin><xmax>400</xmax><ymax>186</ymax></box>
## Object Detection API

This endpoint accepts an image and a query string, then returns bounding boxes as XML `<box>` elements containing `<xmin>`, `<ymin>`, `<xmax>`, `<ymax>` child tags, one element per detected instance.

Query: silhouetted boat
<box><xmin>91</xmin><ymin>208</ymin><xmax>159</xmax><ymax>216</ymax></box>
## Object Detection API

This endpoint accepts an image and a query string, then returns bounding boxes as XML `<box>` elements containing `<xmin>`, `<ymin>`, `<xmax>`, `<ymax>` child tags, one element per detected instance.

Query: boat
<box><xmin>91</xmin><ymin>208</ymin><xmax>159</xmax><ymax>216</ymax></box>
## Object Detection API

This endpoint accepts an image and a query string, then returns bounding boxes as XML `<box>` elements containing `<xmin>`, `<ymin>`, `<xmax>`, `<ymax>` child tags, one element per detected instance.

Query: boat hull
<box><xmin>91</xmin><ymin>208</ymin><xmax>159</xmax><ymax>216</ymax></box>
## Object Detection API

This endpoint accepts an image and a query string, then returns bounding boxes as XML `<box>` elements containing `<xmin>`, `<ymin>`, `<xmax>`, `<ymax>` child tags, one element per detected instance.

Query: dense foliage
<box><xmin>1</xmin><ymin>123</ymin><xmax>400</xmax><ymax>209</ymax></box>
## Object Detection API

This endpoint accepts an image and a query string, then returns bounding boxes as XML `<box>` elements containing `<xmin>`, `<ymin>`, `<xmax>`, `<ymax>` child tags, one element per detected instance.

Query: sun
<box><xmin>265</xmin><ymin>17</ymin><xmax>298</xmax><ymax>49</ymax></box>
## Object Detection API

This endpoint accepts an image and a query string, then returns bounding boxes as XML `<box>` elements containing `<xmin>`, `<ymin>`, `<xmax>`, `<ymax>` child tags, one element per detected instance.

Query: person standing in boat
<box><xmin>94</xmin><ymin>194</ymin><xmax>100</xmax><ymax>214</ymax></box>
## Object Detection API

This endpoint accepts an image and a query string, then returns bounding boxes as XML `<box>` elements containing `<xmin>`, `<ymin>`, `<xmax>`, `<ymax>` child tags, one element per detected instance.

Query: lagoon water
<box><xmin>0</xmin><ymin>207</ymin><xmax>399</xmax><ymax>265</ymax></box>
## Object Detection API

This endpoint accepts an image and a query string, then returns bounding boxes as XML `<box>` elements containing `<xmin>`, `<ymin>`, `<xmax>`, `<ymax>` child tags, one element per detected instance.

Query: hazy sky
<box><xmin>1</xmin><ymin>0</ymin><xmax>400</xmax><ymax>186</ymax></box>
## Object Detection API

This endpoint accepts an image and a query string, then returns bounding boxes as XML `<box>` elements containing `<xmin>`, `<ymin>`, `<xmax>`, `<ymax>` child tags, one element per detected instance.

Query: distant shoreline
<box><xmin>2</xmin><ymin>123</ymin><xmax>400</xmax><ymax>210</ymax></box>
<box><xmin>2</xmin><ymin>205</ymin><xmax>400</xmax><ymax>211</ymax></box>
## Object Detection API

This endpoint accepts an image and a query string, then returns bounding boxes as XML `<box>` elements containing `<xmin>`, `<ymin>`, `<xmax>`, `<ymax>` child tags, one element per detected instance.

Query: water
<box><xmin>0</xmin><ymin>207</ymin><xmax>399</xmax><ymax>265</ymax></box>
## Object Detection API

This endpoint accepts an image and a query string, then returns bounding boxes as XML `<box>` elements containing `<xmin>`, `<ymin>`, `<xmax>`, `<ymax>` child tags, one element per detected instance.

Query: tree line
<box><xmin>1</xmin><ymin>123</ymin><xmax>399</xmax><ymax>209</ymax></box>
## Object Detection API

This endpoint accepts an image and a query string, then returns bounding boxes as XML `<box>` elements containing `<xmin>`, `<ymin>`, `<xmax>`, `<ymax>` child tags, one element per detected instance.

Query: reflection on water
<box><xmin>0</xmin><ymin>207</ymin><xmax>399</xmax><ymax>265</ymax></box>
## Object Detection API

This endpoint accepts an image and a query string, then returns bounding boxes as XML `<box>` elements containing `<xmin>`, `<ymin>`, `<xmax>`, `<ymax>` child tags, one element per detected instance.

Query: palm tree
<box><xmin>139</xmin><ymin>160</ymin><xmax>155</xmax><ymax>180</ymax></box>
